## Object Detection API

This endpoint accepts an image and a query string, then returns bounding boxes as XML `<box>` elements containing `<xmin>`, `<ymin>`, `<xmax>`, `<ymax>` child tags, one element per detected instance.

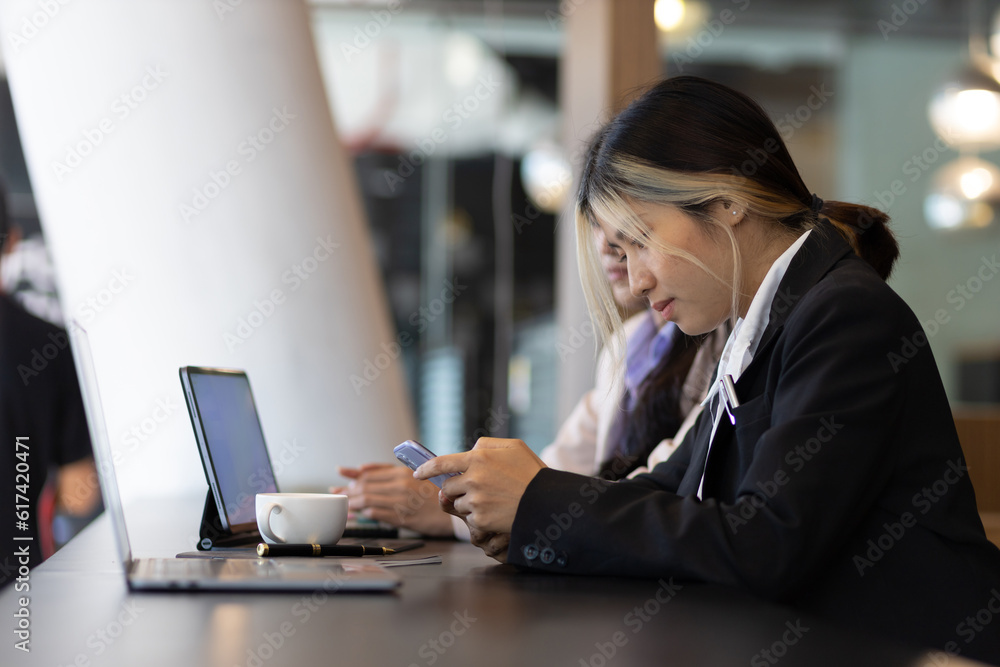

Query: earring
<box><xmin>732</xmin><ymin>210</ymin><xmax>737</xmax><ymax>215</ymax></box>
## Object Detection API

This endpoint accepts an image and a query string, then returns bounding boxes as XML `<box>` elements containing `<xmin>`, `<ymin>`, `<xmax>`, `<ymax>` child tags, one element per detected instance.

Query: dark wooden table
<box><xmin>0</xmin><ymin>497</ymin><xmax>987</xmax><ymax>667</ymax></box>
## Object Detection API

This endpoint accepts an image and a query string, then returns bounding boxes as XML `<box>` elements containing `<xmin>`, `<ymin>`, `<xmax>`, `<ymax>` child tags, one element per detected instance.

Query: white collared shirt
<box><xmin>696</xmin><ymin>230</ymin><xmax>812</xmax><ymax>499</ymax></box>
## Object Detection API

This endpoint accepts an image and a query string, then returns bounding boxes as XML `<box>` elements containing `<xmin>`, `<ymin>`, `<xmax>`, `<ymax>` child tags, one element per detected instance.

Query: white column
<box><xmin>0</xmin><ymin>0</ymin><xmax>416</xmax><ymax>501</ymax></box>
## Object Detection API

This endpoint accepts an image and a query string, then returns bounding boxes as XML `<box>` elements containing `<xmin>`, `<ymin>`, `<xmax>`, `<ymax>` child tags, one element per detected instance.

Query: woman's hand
<box><xmin>464</xmin><ymin>526</ymin><xmax>511</xmax><ymax>563</ymax></box>
<box><xmin>332</xmin><ymin>463</ymin><xmax>454</xmax><ymax>537</ymax></box>
<box><xmin>414</xmin><ymin>438</ymin><xmax>546</xmax><ymax>558</ymax></box>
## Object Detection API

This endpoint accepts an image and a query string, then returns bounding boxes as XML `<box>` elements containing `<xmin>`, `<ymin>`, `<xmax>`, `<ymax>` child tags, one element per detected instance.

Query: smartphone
<box><xmin>393</xmin><ymin>439</ymin><xmax>459</xmax><ymax>488</ymax></box>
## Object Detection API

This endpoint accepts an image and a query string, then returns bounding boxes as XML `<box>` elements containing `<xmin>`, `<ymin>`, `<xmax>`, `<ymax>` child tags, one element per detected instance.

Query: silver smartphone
<box><xmin>393</xmin><ymin>439</ymin><xmax>459</xmax><ymax>488</ymax></box>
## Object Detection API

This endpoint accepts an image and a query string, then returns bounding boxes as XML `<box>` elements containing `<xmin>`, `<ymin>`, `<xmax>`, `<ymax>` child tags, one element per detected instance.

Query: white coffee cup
<box><xmin>255</xmin><ymin>493</ymin><xmax>348</xmax><ymax>545</ymax></box>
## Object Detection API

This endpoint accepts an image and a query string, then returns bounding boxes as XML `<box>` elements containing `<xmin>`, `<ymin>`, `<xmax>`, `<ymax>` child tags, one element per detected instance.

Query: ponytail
<box><xmin>816</xmin><ymin>200</ymin><xmax>899</xmax><ymax>280</ymax></box>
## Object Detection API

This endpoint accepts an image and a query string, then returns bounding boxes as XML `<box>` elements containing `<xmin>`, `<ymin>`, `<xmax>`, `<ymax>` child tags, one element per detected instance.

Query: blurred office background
<box><xmin>0</xmin><ymin>0</ymin><xmax>999</xmax><ymax>542</ymax></box>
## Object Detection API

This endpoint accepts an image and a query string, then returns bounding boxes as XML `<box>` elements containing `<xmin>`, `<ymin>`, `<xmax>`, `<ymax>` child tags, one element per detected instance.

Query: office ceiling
<box><xmin>315</xmin><ymin>0</ymin><xmax>989</xmax><ymax>41</ymax></box>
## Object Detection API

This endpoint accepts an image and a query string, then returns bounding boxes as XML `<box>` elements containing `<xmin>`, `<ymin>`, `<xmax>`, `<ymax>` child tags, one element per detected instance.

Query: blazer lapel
<box><xmin>681</xmin><ymin>221</ymin><xmax>856</xmax><ymax>498</ymax></box>
<box><xmin>738</xmin><ymin>221</ymin><xmax>854</xmax><ymax>380</ymax></box>
<box><xmin>676</xmin><ymin>395</ymin><xmax>719</xmax><ymax>497</ymax></box>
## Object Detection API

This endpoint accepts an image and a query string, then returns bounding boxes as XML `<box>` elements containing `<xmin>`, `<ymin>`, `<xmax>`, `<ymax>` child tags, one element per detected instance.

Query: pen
<box><xmin>721</xmin><ymin>374</ymin><xmax>740</xmax><ymax>424</ymax></box>
<box><xmin>256</xmin><ymin>543</ymin><xmax>397</xmax><ymax>557</ymax></box>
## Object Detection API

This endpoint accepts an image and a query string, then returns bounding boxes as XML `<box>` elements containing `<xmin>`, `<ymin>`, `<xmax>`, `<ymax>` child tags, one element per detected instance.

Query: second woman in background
<box><xmin>335</xmin><ymin>228</ymin><xmax>726</xmax><ymax>537</ymax></box>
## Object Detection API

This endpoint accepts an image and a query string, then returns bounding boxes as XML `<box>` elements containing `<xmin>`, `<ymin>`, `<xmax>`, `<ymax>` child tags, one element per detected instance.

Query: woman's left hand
<box><xmin>414</xmin><ymin>438</ymin><xmax>546</xmax><ymax>542</ymax></box>
<box><xmin>465</xmin><ymin>527</ymin><xmax>511</xmax><ymax>563</ymax></box>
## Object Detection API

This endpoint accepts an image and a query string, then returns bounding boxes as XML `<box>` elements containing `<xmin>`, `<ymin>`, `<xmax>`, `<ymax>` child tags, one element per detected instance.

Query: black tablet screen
<box><xmin>188</xmin><ymin>370</ymin><xmax>277</xmax><ymax>528</ymax></box>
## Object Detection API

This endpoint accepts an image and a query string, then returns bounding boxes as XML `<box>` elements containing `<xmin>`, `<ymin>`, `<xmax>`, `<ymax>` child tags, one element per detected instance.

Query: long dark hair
<box><xmin>597</xmin><ymin>325</ymin><xmax>701</xmax><ymax>479</ymax></box>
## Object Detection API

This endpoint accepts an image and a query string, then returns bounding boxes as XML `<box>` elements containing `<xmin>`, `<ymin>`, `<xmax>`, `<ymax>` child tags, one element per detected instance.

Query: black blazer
<box><xmin>509</xmin><ymin>222</ymin><xmax>1000</xmax><ymax>662</ymax></box>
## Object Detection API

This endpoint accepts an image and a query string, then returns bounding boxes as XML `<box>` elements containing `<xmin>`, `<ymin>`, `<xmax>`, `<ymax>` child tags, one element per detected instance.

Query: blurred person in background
<box><xmin>0</xmin><ymin>183</ymin><xmax>98</xmax><ymax>587</ymax></box>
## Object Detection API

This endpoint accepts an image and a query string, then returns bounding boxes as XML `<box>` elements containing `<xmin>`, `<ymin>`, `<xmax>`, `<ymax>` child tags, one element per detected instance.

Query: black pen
<box><xmin>257</xmin><ymin>543</ymin><xmax>397</xmax><ymax>557</ymax></box>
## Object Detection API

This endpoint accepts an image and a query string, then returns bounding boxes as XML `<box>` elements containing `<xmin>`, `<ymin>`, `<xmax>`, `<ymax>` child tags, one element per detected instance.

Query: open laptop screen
<box><xmin>69</xmin><ymin>322</ymin><xmax>136</xmax><ymax>567</ymax></box>
<box><xmin>181</xmin><ymin>368</ymin><xmax>277</xmax><ymax>531</ymax></box>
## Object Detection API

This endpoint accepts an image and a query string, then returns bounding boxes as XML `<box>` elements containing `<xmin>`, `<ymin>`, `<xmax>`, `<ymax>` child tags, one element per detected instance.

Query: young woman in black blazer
<box><xmin>416</xmin><ymin>76</ymin><xmax>1000</xmax><ymax>661</ymax></box>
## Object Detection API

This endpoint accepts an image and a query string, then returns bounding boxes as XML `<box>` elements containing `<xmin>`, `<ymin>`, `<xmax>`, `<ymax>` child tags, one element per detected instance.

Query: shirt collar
<box><xmin>703</xmin><ymin>229</ymin><xmax>812</xmax><ymax>405</ymax></box>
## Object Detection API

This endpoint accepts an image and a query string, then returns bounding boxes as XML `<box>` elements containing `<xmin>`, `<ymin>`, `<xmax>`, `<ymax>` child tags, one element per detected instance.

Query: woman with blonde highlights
<box><xmin>416</xmin><ymin>76</ymin><xmax>1000</xmax><ymax>661</ymax></box>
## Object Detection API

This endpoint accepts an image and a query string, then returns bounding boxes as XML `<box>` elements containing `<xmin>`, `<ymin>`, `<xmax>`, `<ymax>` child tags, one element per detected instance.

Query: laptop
<box><xmin>69</xmin><ymin>322</ymin><xmax>400</xmax><ymax>592</ymax></box>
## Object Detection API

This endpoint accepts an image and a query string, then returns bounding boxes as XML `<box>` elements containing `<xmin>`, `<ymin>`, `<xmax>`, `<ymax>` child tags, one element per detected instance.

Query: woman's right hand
<box><xmin>416</xmin><ymin>438</ymin><xmax>545</xmax><ymax>536</ymax></box>
<box><xmin>332</xmin><ymin>463</ymin><xmax>455</xmax><ymax>537</ymax></box>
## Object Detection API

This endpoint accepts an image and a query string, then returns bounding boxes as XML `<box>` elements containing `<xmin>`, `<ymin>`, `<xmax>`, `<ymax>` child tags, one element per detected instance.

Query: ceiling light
<box><xmin>520</xmin><ymin>143</ymin><xmax>571</xmax><ymax>215</ymax></box>
<box><xmin>924</xmin><ymin>155</ymin><xmax>1000</xmax><ymax>230</ymax></box>
<box><xmin>928</xmin><ymin>64</ymin><xmax>1000</xmax><ymax>149</ymax></box>
<box><xmin>444</xmin><ymin>32</ymin><xmax>485</xmax><ymax>88</ymax></box>
<box><xmin>654</xmin><ymin>0</ymin><xmax>686</xmax><ymax>32</ymax></box>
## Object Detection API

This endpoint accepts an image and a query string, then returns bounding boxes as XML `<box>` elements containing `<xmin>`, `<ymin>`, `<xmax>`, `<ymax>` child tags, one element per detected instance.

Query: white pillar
<box><xmin>0</xmin><ymin>0</ymin><xmax>416</xmax><ymax>501</ymax></box>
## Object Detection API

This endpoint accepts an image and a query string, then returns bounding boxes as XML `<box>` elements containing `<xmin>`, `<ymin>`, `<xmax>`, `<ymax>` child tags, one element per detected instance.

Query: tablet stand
<box><xmin>196</xmin><ymin>490</ymin><xmax>260</xmax><ymax>551</ymax></box>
